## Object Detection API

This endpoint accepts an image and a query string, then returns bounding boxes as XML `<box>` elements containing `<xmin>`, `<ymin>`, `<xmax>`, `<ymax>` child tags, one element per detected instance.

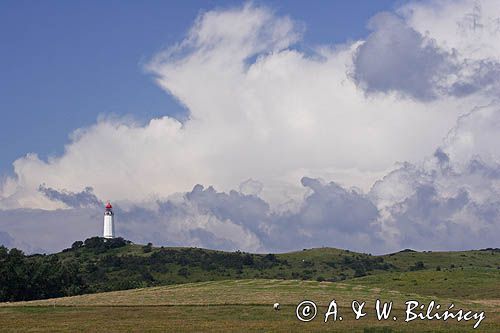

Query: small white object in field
<box><xmin>273</xmin><ymin>303</ymin><xmax>280</xmax><ymax>310</ymax></box>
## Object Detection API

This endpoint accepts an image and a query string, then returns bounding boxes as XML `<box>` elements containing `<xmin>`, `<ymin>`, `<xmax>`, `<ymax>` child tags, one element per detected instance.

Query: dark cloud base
<box><xmin>2</xmin><ymin>153</ymin><xmax>499</xmax><ymax>255</ymax></box>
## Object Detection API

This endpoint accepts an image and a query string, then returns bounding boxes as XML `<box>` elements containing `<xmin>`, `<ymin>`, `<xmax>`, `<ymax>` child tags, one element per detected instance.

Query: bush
<box><xmin>143</xmin><ymin>243</ymin><xmax>153</xmax><ymax>253</ymax></box>
<box><xmin>354</xmin><ymin>268</ymin><xmax>367</xmax><ymax>277</ymax></box>
<box><xmin>177</xmin><ymin>267</ymin><xmax>190</xmax><ymax>278</ymax></box>
<box><xmin>83</xmin><ymin>237</ymin><xmax>130</xmax><ymax>253</ymax></box>
<box><xmin>325</xmin><ymin>261</ymin><xmax>337</xmax><ymax>268</ymax></box>
<box><xmin>409</xmin><ymin>261</ymin><xmax>425</xmax><ymax>271</ymax></box>
<box><xmin>243</xmin><ymin>254</ymin><xmax>254</xmax><ymax>266</ymax></box>
<box><xmin>71</xmin><ymin>241</ymin><xmax>84</xmax><ymax>250</ymax></box>
<box><xmin>301</xmin><ymin>270</ymin><xmax>313</xmax><ymax>280</ymax></box>
<box><xmin>302</xmin><ymin>260</ymin><xmax>314</xmax><ymax>268</ymax></box>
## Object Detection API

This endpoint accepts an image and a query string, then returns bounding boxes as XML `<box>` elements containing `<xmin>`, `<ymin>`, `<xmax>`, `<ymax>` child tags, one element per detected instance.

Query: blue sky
<box><xmin>1</xmin><ymin>0</ymin><xmax>500</xmax><ymax>254</ymax></box>
<box><xmin>0</xmin><ymin>0</ymin><xmax>398</xmax><ymax>176</ymax></box>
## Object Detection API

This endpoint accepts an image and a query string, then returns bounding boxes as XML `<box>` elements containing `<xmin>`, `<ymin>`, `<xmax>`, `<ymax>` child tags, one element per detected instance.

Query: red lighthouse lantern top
<box><xmin>105</xmin><ymin>202</ymin><xmax>112</xmax><ymax>209</ymax></box>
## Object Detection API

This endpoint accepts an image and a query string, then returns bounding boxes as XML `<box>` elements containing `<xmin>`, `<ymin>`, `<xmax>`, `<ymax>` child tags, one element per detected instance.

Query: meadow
<box><xmin>0</xmin><ymin>243</ymin><xmax>499</xmax><ymax>332</ymax></box>
<box><xmin>1</xmin><ymin>276</ymin><xmax>498</xmax><ymax>331</ymax></box>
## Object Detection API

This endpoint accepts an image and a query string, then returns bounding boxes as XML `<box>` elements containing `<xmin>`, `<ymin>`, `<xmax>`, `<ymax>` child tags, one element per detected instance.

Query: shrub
<box><xmin>409</xmin><ymin>261</ymin><xmax>425</xmax><ymax>271</ymax></box>
<box><xmin>143</xmin><ymin>243</ymin><xmax>153</xmax><ymax>253</ymax></box>
<box><xmin>177</xmin><ymin>267</ymin><xmax>190</xmax><ymax>278</ymax></box>
<box><xmin>71</xmin><ymin>241</ymin><xmax>83</xmax><ymax>250</ymax></box>
<box><xmin>354</xmin><ymin>268</ymin><xmax>367</xmax><ymax>278</ymax></box>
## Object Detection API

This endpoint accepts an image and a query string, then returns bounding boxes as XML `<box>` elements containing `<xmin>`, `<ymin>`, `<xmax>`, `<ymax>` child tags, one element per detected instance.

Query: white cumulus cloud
<box><xmin>1</xmin><ymin>1</ymin><xmax>500</xmax><ymax>253</ymax></box>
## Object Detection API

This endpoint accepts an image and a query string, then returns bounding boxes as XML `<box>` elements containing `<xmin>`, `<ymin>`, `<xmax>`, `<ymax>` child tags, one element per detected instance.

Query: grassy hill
<box><xmin>58</xmin><ymin>240</ymin><xmax>500</xmax><ymax>297</ymax></box>
<box><xmin>1</xmin><ymin>240</ymin><xmax>499</xmax><ymax>331</ymax></box>
<box><xmin>2</xmin><ymin>237</ymin><xmax>498</xmax><ymax>302</ymax></box>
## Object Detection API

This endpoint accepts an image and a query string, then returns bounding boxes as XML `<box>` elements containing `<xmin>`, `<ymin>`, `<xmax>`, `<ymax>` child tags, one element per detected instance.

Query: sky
<box><xmin>0</xmin><ymin>0</ymin><xmax>398</xmax><ymax>176</ymax></box>
<box><xmin>1</xmin><ymin>0</ymin><xmax>500</xmax><ymax>254</ymax></box>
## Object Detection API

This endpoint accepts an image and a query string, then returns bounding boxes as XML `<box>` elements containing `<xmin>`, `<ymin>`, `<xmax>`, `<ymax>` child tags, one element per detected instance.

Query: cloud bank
<box><xmin>1</xmin><ymin>1</ymin><xmax>500</xmax><ymax>253</ymax></box>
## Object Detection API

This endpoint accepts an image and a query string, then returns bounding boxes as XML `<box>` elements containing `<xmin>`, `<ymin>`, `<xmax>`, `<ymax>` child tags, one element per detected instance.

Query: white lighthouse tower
<box><xmin>103</xmin><ymin>201</ymin><xmax>115</xmax><ymax>239</ymax></box>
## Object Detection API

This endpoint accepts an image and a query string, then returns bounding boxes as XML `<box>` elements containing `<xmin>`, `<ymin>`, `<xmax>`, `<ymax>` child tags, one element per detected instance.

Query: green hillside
<box><xmin>1</xmin><ymin>239</ymin><xmax>499</xmax><ymax>331</ymax></box>
<box><xmin>1</xmin><ymin>237</ymin><xmax>499</xmax><ymax>302</ymax></box>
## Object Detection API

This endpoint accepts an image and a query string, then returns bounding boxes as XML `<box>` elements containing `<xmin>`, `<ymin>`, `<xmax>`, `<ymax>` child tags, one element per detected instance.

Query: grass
<box><xmin>1</xmin><ymin>305</ymin><xmax>498</xmax><ymax>332</ymax></box>
<box><xmin>1</xmin><ymin>279</ymin><xmax>498</xmax><ymax>332</ymax></box>
<box><xmin>0</xmin><ymin>279</ymin><xmax>447</xmax><ymax>307</ymax></box>
<box><xmin>345</xmin><ymin>269</ymin><xmax>500</xmax><ymax>300</ymax></box>
<box><xmin>3</xmin><ymin>246</ymin><xmax>499</xmax><ymax>331</ymax></box>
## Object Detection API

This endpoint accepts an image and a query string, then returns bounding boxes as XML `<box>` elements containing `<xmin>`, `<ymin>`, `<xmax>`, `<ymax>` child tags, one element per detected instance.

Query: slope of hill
<box><xmin>1</xmin><ymin>237</ymin><xmax>499</xmax><ymax>302</ymax></box>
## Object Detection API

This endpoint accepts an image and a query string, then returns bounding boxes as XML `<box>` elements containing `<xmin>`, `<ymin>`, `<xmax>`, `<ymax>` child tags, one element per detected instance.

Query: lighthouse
<box><xmin>103</xmin><ymin>202</ymin><xmax>115</xmax><ymax>239</ymax></box>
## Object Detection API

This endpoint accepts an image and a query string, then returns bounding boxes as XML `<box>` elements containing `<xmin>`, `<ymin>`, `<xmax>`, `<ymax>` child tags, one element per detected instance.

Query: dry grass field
<box><xmin>1</xmin><ymin>279</ymin><xmax>498</xmax><ymax>332</ymax></box>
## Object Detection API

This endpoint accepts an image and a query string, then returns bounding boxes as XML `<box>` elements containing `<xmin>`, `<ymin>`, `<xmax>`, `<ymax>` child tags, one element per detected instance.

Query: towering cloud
<box><xmin>353</xmin><ymin>12</ymin><xmax>455</xmax><ymax>101</ymax></box>
<box><xmin>370</xmin><ymin>102</ymin><xmax>500</xmax><ymax>251</ymax></box>
<box><xmin>1</xmin><ymin>1</ymin><xmax>499</xmax><ymax>253</ymax></box>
